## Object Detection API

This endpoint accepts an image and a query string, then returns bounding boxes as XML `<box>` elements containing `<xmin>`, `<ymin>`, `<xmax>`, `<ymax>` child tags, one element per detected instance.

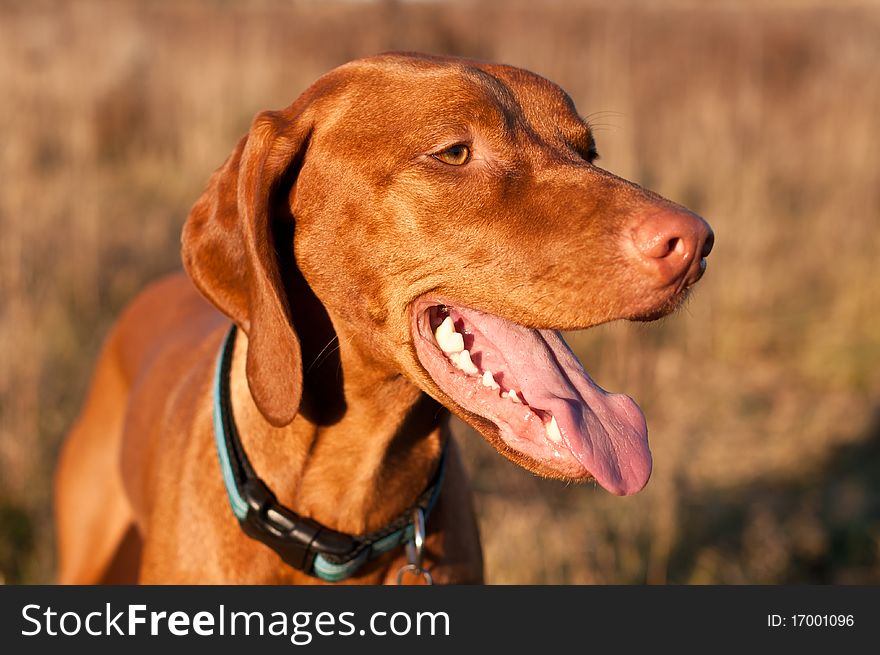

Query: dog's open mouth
<box><xmin>411</xmin><ymin>301</ymin><xmax>651</xmax><ymax>495</ymax></box>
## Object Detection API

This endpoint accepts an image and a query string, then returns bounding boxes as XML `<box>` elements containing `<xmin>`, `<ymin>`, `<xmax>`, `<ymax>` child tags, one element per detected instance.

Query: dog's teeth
<box><xmin>481</xmin><ymin>370</ymin><xmax>500</xmax><ymax>389</ymax></box>
<box><xmin>457</xmin><ymin>349</ymin><xmax>479</xmax><ymax>375</ymax></box>
<box><xmin>508</xmin><ymin>389</ymin><xmax>521</xmax><ymax>403</ymax></box>
<box><xmin>546</xmin><ymin>416</ymin><xmax>563</xmax><ymax>443</ymax></box>
<box><xmin>434</xmin><ymin>316</ymin><xmax>464</xmax><ymax>354</ymax></box>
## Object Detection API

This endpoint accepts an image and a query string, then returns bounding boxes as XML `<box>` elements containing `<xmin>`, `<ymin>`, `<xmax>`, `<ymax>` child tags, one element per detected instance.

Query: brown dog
<box><xmin>54</xmin><ymin>53</ymin><xmax>713</xmax><ymax>584</ymax></box>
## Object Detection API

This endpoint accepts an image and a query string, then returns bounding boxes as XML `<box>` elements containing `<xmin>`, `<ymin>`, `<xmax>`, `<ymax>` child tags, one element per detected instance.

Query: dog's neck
<box><xmin>228</xmin><ymin>328</ymin><xmax>447</xmax><ymax>536</ymax></box>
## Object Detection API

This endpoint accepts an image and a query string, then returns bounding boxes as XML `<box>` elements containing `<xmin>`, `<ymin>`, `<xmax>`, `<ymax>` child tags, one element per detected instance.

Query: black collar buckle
<box><xmin>240</xmin><ymin>477</ymin><xmax>357</xmax><ymax>573</ymax></box>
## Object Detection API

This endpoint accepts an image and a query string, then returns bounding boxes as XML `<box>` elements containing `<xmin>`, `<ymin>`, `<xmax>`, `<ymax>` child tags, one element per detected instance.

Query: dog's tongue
<box><xmin>460</xmin><ymin>310</ymin><xmax>652</xmax><ymax>495</ymax></box>
<box><xmin>532</xmin><ymin>329</ymin><xmax>651</xmax><ymax>495</ymax></box>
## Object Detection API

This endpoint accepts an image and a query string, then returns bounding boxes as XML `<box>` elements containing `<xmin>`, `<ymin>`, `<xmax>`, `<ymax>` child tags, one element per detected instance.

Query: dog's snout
<box><xmin>631</xmin><ymin>209</ymin><xmax>714</xmax><ymax>286</ymax></box>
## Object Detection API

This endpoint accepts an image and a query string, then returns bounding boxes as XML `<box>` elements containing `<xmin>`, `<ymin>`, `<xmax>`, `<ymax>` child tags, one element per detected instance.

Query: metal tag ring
<box><xmin>396</xmin><ymin>563</ymin><xmax>433</xmax><ymax>585</ymax></box>
<box><xmin>395</xmin><ymin>508</ymin><xmax>432</xmax><ymax>585</ymax></box>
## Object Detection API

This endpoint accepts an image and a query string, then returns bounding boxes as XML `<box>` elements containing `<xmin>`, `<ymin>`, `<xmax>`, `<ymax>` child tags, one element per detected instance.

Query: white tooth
<box><xmin>508</xmin><ymin>389</ymin><xmax>522</xmax><ymax>404</ymax></box>
<box><xmin>457</xmin><ymin>349</ymin><xmax>479</xmax><ymax>375</ymax></box>
<box><xmin>501</xmin><ymin>391</ymin><xmax>509</xmax><ymax>399</ymax></box>
<box><xmin>481</xmin><ymin>370</ymin><xmax>500</xmax><ymax>389</ymax></box>
<box><xmin>436</xmin><ymin>315</ymin><xmax>454</xmax><ymax>339</ymax></box>
<box><xmin>546</xmin><ymin>416</ymin><xmax>562</xmax><ymax>443</ymax></box>
<box><xmin>434</xmin><ymin>316</ymin><xmax>464</xmax><ymax>354</ymax></box>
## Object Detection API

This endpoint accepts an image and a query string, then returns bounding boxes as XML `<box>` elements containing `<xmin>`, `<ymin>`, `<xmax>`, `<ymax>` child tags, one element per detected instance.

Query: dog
<box><xmin>54</xmin><ymin>52</ymin><xmax>713</xmax><ymax>584</ymax></box>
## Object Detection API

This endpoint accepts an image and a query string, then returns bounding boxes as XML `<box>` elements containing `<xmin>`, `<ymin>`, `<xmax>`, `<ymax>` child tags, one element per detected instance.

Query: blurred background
<box><xmin>1</xmin><ymin>0</ymin><xmax>879</xmax><ymax>584</ymax></box>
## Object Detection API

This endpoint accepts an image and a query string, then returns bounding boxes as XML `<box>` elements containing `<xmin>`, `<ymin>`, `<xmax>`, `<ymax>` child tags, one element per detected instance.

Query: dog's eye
<box><xmin>433</xmin><ymin>144</ymin><xmax>471</xmax><ymax>166</ymax></box>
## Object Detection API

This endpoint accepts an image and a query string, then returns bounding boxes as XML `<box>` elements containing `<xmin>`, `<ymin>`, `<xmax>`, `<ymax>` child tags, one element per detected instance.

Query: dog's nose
<box><xmin>631</xmin><ymin>209</ymin><xmax>714</xmax><ymax>286</ymax></box>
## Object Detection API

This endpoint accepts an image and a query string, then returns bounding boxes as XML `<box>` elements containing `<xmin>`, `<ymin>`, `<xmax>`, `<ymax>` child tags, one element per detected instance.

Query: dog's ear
<box><xmin>181</xmin><ymin>107</ymin><xmax>312</xmax><ymax>427</ymax></box>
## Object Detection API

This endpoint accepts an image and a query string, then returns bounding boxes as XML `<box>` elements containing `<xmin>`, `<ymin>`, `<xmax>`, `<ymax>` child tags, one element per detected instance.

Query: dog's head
<box><xmin>182</xmin><ymin>53</ymin><xmax>713</xmax><ymax>496</ymax></box>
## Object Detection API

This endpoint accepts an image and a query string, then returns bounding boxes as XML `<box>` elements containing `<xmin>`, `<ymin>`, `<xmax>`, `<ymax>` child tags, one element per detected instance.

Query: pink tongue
<box><xmin>459</xmin><ymin>309</ymin><xmax>652</xmax><ymax>495</ymax></box>
<box><xmin>534</xmin><ymin>330</ymin><xmax>651</xmax><ymax>495</ymax></box>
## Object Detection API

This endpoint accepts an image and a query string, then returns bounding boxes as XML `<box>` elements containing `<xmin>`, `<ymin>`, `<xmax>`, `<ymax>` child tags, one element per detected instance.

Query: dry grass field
<box><xmin>1</xmin><ymin>0</ymin><xmax>878</xmax><ymax>584</ymax></box>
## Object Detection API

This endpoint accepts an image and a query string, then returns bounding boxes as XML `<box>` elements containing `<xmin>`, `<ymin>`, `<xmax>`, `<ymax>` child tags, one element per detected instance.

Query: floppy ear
<box><xmin>181</xmin><ymin>107</ymin><xmax>312</xmax><ymax>427</ymax></box>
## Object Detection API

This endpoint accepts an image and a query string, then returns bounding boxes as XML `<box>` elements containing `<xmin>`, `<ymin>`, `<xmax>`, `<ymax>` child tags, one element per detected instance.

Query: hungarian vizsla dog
<box><xmin>54</xmin><ymin>52</ymin><xmax>713</xmax><ymax>584</ymax></box>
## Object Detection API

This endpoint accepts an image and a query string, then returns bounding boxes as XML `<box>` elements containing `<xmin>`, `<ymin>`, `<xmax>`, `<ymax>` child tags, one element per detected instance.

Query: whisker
<box><xmin>306</xmin><ymin>335</ymin><xmax>340</xmax><ymax>374</ymax></box>
<box><xmin>584</xmin><ymin>110</ymin><xmax>626</xmax><ymax>121</ymax></box>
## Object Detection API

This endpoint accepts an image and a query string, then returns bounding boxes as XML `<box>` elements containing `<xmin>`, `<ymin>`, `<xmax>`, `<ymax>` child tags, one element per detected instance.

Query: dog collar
<box><xmin>212</xmin><ymin>324</ymin><xmax>447</xmax><ymax>582</ymax></box>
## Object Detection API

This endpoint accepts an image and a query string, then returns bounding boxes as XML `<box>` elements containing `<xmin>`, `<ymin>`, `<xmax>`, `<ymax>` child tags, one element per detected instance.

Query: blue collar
<box><xmin>212</xmin><ymin>324</ymin><xmax>447</xmax><ymax>582</ymax></box>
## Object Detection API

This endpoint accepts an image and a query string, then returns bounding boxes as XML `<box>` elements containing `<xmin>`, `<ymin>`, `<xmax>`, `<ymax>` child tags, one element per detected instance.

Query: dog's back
<box><xmin>54</xmin><ymin>273</ymin><xmax>220</xmax><ymax>583</ymax></box>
